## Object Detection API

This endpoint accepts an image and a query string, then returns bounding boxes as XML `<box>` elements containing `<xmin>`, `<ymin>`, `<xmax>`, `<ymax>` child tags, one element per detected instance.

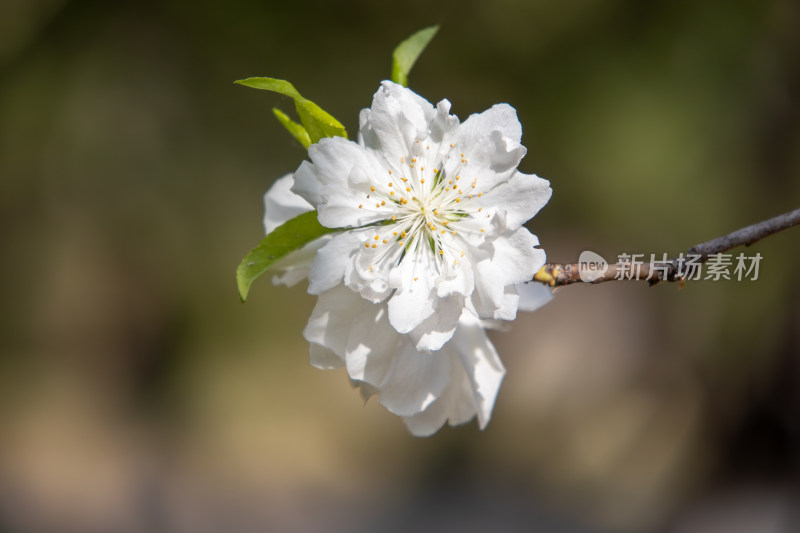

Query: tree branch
<box><xmin>533</xmin><ymin>207</ymin><xmax>800</xmax><ymax>287</ymax></box>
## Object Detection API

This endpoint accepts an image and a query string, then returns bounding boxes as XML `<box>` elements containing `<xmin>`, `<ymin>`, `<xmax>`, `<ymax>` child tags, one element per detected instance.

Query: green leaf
<box><xmin>237</xmin><ymin>211</ymin><xmax>337</xmax><ymax>301</ymax></box>
<box><xmin>391</xmin><ymin>25</ymin><xmax>440</xmax><ymax>87</ymax></box>
<box><xmin>272</xmin><ymin>107</ymin><xmax>311</xmax><ymax>148</ymax></box>
<box><xmin>235</xmin><ymin>77</ymin><xmax>347</xmax><ymax>143</ymax></box>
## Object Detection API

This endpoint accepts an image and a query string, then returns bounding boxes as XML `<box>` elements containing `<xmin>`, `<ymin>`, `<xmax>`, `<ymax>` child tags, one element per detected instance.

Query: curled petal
<box><xmin>263</xmin><ymin>173</ymin><xmax>313</xmax><ymax>234</ymax></box>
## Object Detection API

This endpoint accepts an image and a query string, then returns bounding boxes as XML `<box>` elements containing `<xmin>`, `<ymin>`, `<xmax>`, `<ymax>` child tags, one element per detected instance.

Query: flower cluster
<box><xmin>264</xmin><ymin>81</ymin><xmax>552</xmax><ymax>436</ymax></box>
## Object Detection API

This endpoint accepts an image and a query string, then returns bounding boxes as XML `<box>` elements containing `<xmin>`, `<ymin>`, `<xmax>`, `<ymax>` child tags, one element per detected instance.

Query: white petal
<box><xmin>472</xmin><ymin>227</ymin><xmax>545</xmax><ymax>318</ymax></box>
<box><xmin>359</xmin><ymin>80</ymin><xmax>436</xmax><ymax>165</ymax></box>
<box><xmin>476</xmin><ymin>171</ymin><xmax>552</xmax><ymax>230</ymax></box>
<box><xmin>269</xmin><ymin>235</ymin><xmax>331</xmax><ymax>287</ymax></box>
<box><xmin>344</xmin><ymin>304</ymin><xmax>400</xmax><ymax>387</ymax></box>
<box><xmin>407</xmin><ymin>293</ymin><xmax>464</xmax><ymax>352</ymax></box>
<box><xmin>459</xmin><ymin>103</ymin><xmax>522</xmax><ymax>145</ymax></box>
<box><xmin>306</xmin><ymin>286</ymin><xmax>452</xmax><ymax>419</ymax></box>
<box><xmin>451</xmin><ymin>311</ymin><xmax>505</xmax><ymax>429</ymax></box>
<box><xmin>515</xmin><ymin>281</ymin><xmax>554</xmax><ymax>312</ymax></box>
<box><xmin>387</xmin><ymin>245</ymin><xmax>437</xmax><ymax>333</ymax></box>
<box><xmin>291</xmin><ymin>161</ymin><xmax>324</xmax><ymax>207</ymax></box>
<box><xmin>307</xmin><ymin>230</ymin><xmax>366</xmax><ymax>295</ymax></box>
<box><xmin>377</xmin><ymin>339</ymin><xmax>451</xmax><ymax>417</ymax></box>
<box><xmin>444</xmin><ymin>130</ymin><xmax>525</xmax><ymax>196</ymax></box>
<box><xmin>303</xmin><ymin>284</ymin><xmax>362</xmax><ymax>359</ymax></box>
<box><xmin>403</xmin><ymin>311</ymin><xmax>505</xmax><ymax>436</ymax></box>
<box><xmin>263</xmin><ymin>173</ymin><xmax>313</xmax><ymax>234</ymax></box>
<box><xmin>292</xmin><ymin>137</ymin><xmax>389</xmax><ymax>228</ymax></box>
<box><xmin>309</xmin><ymin>343</ymin><xmax>344</xmax><ymax>370</ymax></box>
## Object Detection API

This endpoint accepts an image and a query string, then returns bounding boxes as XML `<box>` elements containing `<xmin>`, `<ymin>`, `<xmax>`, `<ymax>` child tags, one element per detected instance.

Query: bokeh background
<box><xmin>2</xmin><ymin>0</ymin><xmax>799</xmax><ymax>531</ymax></box>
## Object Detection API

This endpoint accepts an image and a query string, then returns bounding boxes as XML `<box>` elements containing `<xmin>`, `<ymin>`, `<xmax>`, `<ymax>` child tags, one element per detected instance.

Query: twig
<box><xmin>533</xmin><ymin>208</ymin><xmax>800</xmax><ymax>287</ymax></box>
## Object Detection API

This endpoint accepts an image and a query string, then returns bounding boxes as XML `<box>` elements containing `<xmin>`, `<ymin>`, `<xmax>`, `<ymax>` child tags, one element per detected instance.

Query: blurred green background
<box><xmin>1</xmin><ymin>0</ymin><xmax>799</xmax><ymax>532</ymax></box>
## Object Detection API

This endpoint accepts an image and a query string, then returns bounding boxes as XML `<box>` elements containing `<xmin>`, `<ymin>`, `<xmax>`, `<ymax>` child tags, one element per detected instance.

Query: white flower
<box><xmin>293</xmin><ymin>81</ymin><xmax>552</xmax><ymax>350</ymax></box>
<box><xmin>263</xmin><ymin>81</ymin><xmax>553</xmax><ymax>435</ymax></box>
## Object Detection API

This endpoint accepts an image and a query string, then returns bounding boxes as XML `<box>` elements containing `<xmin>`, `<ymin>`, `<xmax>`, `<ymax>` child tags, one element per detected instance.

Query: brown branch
<box><xmin>533</xmin><ymin>207</ymin><xmax>800</xmax><ymax>287</ymax></box>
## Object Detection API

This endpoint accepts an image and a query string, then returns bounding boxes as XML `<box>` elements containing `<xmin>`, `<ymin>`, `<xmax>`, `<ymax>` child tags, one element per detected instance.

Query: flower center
<box><xmin>360</xmin><ymin>144</ymin><xmax>488</xmax><ymax>274</ymax></box>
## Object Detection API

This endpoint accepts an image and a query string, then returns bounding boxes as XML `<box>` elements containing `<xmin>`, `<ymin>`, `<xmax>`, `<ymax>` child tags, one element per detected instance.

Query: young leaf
<box><xmin>273</xmin><ymin>108</ymin><xmax>311</xmax><ymax>148</ymax></box>
<box><xmin>237</xmin><ymin>211</ymin><xmax>337</xmax><ymax>301</ymax></box>
<box><xmin>391</xmin><ymin>25</ymin><xmax>440</xmax><ymax>87</ymax></box>
<box><xmin>235</xmin><ymin>77</ymin><xmax>347</xmax><ymax>143</ymax></box>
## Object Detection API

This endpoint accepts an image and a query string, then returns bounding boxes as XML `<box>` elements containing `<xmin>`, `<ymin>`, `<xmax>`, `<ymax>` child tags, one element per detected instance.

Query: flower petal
<box><xmin>269</xmin><ymin>235</ymin><xmax>332</xmax><ymax>287</ymax></box>
<box><xmin>263</xmin><ymin>173</ymin><xmax>314</xmax><ymax>234</ymax></box>
<box><xmin>450</xmin><ymin>311</ymin><xmax>505</xmax><ymax>429</ymax></box>
<box><xmin>472</xmin><ymin>227</ymin><xmax>546</xmax><ymax>319</ymax></box>
<box><xmin>476</xmin><ymin>171</ymin><xmax>552</xmax><ymax>230</ymax></box>
<box><xmin>292</xmin><ymin>137</ymin><xmax>389</xmax><ymax>228</ymax></box>
<box><xmin>402</xmin><ymin>310</ymin><xmax>505</xmax><ymax>436</ymax></box>
<box><xmin>459</xmin><ymin>103</ymin><xmax>522</xmax><ymax>145</ymax></box>
<box><xmin>307</xmin><ymin>230</ymin><xmax>367</xmax><ymax>295</ymax></box>
<box><xmin>303</xmin><ymin>284</ymin><xmax>362</xmax><ymax>362</ymax></box>
<box><xmin>515</xmin><ymin>281</ymin><xmax>554</xmax><ymax>312</ymax></box>
<box><xmin>359</xmin><ymin>80</ymin><xmax>436</xmax><ymax>165</ymax></box>
<box><xmin>344</xmin><ymin>302</ymin><xmax>401</xmax><ymax>387</ymax></box>
<box><xmin>377</xmin><ymin>339</ymin><xmax>451</xmax><ymax>417</ymax></box>
<box><xmin>407</xmin><ymin>293</ymin><xmax>464</xmax><ymax>352</ymax></box>
<box><xmin>387</xmin><ymin>244</ymin><xmax>437</xmax><ymax>333</ymax></box>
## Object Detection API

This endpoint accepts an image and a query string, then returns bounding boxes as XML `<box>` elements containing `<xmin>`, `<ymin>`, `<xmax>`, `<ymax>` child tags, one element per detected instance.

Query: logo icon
<box><xmin>578</xmin><ymin>251</ymin><xmax>608</xmax><ymax>282</ymax></box>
